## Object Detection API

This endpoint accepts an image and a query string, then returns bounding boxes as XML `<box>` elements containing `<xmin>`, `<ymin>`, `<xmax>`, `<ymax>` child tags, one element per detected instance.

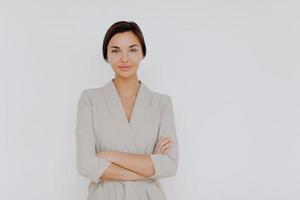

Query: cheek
<box><xmin>107</xmin><ymin>54</ymin><xmax>117</xmax><ymax>62</ymax></box>
<box><xmin>107</xmin><ymin>57</ymin><xmax>120</xmax><ymax>67</ymax></box>
<box><xmin>129</xmin><ymin>53</ymin><xmax>143</xmax><ymax>63</ymax></box>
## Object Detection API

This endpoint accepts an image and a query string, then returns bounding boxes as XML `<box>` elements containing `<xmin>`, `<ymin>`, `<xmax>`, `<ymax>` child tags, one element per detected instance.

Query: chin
<box><xmin>115</xmin><ymin>69</ymin><xmax>138</xmax><ymax>78</ymax></box>
<box><xmin>116</xmin><ymin>72</ymin><xmax>136</xmax><ymax>79</ymax></box>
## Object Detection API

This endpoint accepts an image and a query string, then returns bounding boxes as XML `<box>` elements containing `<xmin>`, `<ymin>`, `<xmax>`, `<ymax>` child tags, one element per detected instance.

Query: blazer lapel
<box><xmin>129</xmin><ymin>81</ymin><xmax>152</xmax><ymax>134</ymax></box>
<box><xmin>103</xmin><ymin>80</ymin><xmax>136</xmax><ymax>153</ymax></box>
<box><xmin>102</xmin><ymin>79</ymin><xmax>152</xmax><ymax>153</ymax></box>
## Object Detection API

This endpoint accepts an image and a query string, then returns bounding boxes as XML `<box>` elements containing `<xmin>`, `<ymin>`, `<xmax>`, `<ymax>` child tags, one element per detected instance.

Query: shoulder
<box><xmin>142</xmin><ymin>81</ymin><xmax>173</xmax><ymax>107</ymax></box>
<box><xmin>77</xmin><ymin>86</ymin><xmax>105</xmax><ymax>104</ymax></box>
<box><xmin>151</xmin><ymin>91</ymin><xmax>171</xmax><ymax>103</ymax></box>
<box><xmin>80</xmin><ymin>87</ymin><xmax>103</xmax><ymax>97</ymax></box>
<box><xmin>148</xmin><ymin>90</ymin><xmax>175</xmax><ymax>118</ymax></box>
<box><xmin>147</xmin><ymin>87</ymin><xmax>173</xmax><ymax>111</ymax></box>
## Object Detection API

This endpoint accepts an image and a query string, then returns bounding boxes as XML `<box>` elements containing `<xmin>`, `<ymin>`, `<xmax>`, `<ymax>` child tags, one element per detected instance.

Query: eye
<box><xmin>111</xmin><ymin>49</ymin><xmax>119</xmax><ymax>53</ymax></box>
<box><xmin>130</xmin><ymin>48</ymin><xmax>137</xmax><ymax>53</ymax></box>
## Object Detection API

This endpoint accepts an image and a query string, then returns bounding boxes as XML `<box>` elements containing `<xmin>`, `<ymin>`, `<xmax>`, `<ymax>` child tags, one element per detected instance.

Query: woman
<box><xmin>75</xmin><ymin>21</ymin><xmax>178</xmax><ymax>200</ymax></box>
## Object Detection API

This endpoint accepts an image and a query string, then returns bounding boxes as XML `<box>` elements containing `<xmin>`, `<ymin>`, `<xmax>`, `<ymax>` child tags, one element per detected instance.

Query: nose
<box><xmin>121</xmin><ymin>52</ymin><xmax>128</xmax><ymax>62</ymax></box>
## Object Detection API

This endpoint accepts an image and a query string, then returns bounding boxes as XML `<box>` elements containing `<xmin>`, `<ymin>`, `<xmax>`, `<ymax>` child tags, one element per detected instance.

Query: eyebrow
<box><xmin>110</xmin><ymin>44</ymin><xmax>139</xmax><ymax>49</ymax></box>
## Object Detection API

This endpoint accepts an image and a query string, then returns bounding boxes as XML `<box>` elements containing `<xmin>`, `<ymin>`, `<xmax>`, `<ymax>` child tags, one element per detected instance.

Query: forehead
<box><xmin>108</xmin><ymin>31</ymin><xmax>141</xmax><ymax>48</ymax></box>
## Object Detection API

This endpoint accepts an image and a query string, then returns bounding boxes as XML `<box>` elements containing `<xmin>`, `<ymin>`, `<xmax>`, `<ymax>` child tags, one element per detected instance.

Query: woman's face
<box><xmin>107</xmin><ymin>31</ymin><xmax>144</xmax><ymax>79</ymax></box>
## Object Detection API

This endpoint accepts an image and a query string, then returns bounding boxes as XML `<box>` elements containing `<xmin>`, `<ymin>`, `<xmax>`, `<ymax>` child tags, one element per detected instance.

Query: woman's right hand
<box><xmin>153</xmin><ymin>136</ymin><xmax>173</xmax><ymax>155</ymax></box>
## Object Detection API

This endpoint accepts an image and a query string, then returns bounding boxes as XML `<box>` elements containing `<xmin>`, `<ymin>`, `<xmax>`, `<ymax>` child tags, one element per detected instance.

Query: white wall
<box><xmin>1</xmin><ymin>1</ymin><xmax>299</xmax><ymax>199</ymax></box>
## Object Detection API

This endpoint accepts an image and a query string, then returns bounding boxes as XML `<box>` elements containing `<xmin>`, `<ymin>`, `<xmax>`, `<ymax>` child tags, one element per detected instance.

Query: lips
<box><xmin>118</xmin><ymin>65</ymin><xmax>131</xmax><ymax>71</ymax></box>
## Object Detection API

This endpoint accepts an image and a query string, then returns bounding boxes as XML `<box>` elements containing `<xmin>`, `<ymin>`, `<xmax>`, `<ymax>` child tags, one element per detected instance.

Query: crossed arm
<box><xmin>97</xmin><ymin>152</ymin><xmax>152</xmax><ymax>181</ymax></box>
<box><xmin>76</xmin><ymin>92</ymin><xmax>177</xmax><ymax>183</ymax></box>
<box><xmin>97</xmin><ymin>136</ymin><xmax>173</xmax><ymax>181</ymax></box>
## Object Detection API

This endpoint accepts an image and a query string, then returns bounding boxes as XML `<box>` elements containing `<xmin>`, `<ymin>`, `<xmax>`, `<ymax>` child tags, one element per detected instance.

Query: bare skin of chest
<box><xmin>120</xmin><ymin>97</ymin><xmax>136</xmax><ymax>122</ymax></box>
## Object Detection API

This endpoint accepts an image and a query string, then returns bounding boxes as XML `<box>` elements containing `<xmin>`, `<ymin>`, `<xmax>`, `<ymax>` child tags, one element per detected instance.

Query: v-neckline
<box><xmin>111</xmin><ymin>79</ymin><xmax>142</xmax><ymax>124</ymax></box>
<box><xmin>103</xmin><ymin>79</ymin><xmax>151</xmax><ymax>153</ymax></box>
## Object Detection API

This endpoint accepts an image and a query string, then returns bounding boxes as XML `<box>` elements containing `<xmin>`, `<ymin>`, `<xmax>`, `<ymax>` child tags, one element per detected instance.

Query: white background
<box><xmin>1</xmin><ymin>1</ymin><xmax>300</xmax><ymax>199</ymax></box>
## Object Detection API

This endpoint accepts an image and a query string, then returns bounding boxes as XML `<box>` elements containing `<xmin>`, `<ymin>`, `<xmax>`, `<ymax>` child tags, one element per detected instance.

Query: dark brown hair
<box><xmin>102</xmin><ymin>21</ymin><xmax>147</xmax><ymax>62</ymax></box>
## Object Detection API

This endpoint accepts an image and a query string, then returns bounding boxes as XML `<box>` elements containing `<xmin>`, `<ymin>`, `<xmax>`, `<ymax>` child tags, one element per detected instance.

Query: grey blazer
<box><xmin>75</xmin><ymin>79</ymin><xmax>179</xmax><ymax>200</ymax></box>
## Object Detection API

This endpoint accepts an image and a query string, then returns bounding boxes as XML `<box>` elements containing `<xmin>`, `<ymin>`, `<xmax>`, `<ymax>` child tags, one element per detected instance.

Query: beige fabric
<box><xmin>75</xmin><ymin>79</ymin><xmax>178</xmax><ymax>200</ymax></box>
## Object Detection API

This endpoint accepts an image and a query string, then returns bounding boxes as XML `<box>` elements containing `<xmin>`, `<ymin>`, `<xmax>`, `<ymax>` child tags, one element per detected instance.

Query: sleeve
<box><xmin>75</xmin><ymin>90</ymin><xmax>111</xmax><ymax>184</ymax></box>
<box><xmin>147</xmin><ymin>96</ymin><xmax>179</xmax><ymax>179</ymax></box>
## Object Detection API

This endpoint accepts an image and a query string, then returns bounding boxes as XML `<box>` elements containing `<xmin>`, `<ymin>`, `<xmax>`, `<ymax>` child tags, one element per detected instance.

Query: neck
<box><xmin>113</xmin><ymin>75</ymin><xmax>140</xmax><ymax>98</ymax></box>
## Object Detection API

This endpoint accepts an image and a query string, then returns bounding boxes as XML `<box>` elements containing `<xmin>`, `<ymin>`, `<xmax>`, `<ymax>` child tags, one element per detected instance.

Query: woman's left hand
<box><xmin>153</xmin><ymin>136</ymin><xmax>173</xmax><ymax>155</ymax></box>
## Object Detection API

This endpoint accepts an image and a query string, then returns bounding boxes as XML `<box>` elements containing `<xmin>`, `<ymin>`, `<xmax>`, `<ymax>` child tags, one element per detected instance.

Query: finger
<box><xmin>161</xmin><ymin>143</ymin><xmax>172</xmax><ymax>152</ymax></box>
<box><xmin>161</xmin><ymin>147</ymin><xmax>169</xmax><ymax>154</ymax></box>
<box><xmin>158</xmin><ymin>137</ymin><xmax>169</xmax><ymax>145</ymax></box>
<box><xmin>158</xmin><ymin>137</ymin><xmax>172</xmax><ymax>146</ymax></box>
<box><xmin>160</xmin><ymin>140</ymin><xmax>172</xmax><ymax>149</ymax></box>
<box><xmin>156</xmin><ymin>142</ymin><xmax>171</xmax><ymax>153</ymax></box>
<box><xmin>163</xmin><ymin>147</ymin><xmax>171</xmax><ymax>154</ymax></box>
<box><xmin>154</xmin><ymin>143</ymin><xmax>160</xmax><ymax>153</ymax></box>
<box><xmin>156</xmin><ymin>143</ymin><xmax>170</xmax><ymax>154</ymax></box>
<box><xmin>164</xmin><ymin>143</ymin><xmax>173</xmax><ymax>150</ymax></box>
<box><xmin>163</xmin><ymin>148</ymin><xmax>170</xmax><ymax>154</ymax></box>
<box><xmin>160</xmin><ymin>137</ymin><xmax>172</xmax><ymax>145</ymax></box>
<box><xmin>159</xmin><ymin>136</ymin><xmax>171</xmax><ymax>142</ymax></box>
<box><xmin>155</xmin><ymin>137</ymin><xmax>172</xmax><ymax>154</ymax></box>
<box><xmin>163</xmin><ymin>145</ymin><xmax>173</xmax><ymax>154</ymax></box>
<box><xmin>160</xmin><ymin>141</ymin><xmax>173</xmax><ymax>150</ymax></box>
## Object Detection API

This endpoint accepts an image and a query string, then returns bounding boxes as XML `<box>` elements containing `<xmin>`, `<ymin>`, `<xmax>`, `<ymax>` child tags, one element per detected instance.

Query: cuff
<box><xmin>90</xmin><ymin>158</ymin><xmax>112</xmax><ymax>184</ymax></box>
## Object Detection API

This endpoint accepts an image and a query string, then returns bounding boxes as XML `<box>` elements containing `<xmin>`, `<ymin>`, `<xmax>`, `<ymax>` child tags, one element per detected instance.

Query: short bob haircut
<box><xmin>102</xmin><ymin>21</ymin><xmax>147</xmax><ymax>62</ymax></box>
